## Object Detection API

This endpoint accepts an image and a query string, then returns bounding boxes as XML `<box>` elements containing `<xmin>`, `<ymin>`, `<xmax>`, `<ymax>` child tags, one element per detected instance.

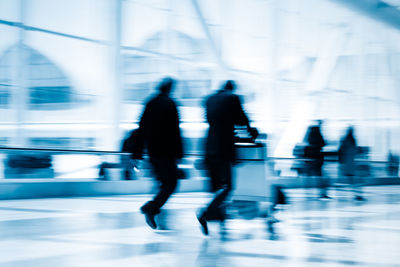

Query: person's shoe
<box><xmin>197</xmin><ymin>213</ymin><xmax>208</xmax><ymax>236</ymax></box>
<box><xmin>141</xmin><ymin>207</ymin><xmax>157</xmax><ymax>229</ymax></box>
<box><xmin>354</xmin><ymin>195</ymin><xmax>366</xmax><ymax>201</ymax></box>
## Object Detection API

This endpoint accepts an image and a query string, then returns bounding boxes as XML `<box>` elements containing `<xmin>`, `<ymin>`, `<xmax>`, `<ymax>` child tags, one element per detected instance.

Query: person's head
<box><xmin>157</xmin><ymin>77</ymin><xmax>175</xmax><ymax>95</ymax></box>
<box><xmin>347</xmin><ymin>126</ymin><xmax>354</xmax><ymax>136</ymax></box>
<box><xmin>221</xmin><ymin>80</ymin><xmax>236</xmax><ymax>91</ymax></box>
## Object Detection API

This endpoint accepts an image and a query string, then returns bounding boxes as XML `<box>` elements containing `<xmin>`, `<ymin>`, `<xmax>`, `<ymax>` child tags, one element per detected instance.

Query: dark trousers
<box><xmin>202</xmin><ymin>157</ymin><xmax>233</xmax><ymax>221</ymax></box>
<box><xmin>306</xmin><ymin>158</ymin><xmax>328</xmax><ymax>197</ymax></box>
<box><xmin>141</xmin><ymin>158</ymin><xmax>178</xmax><ymax>215</ymax></box>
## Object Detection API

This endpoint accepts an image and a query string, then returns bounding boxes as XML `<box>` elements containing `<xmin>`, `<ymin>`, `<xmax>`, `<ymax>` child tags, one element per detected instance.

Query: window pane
<box><xmin>26</xmin><ymin>0</ymin><xmax>112</xmax><ymax>41</ymax></box>
<box><xmin>0</xmin><ymin>0</ymin><xmax>20</xmax><ymax>21</ymax></box>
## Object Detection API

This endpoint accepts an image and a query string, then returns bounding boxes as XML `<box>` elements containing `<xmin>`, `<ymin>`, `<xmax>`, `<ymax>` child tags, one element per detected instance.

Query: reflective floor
<box><xmin>0</xmin><ymin>186</ymin><xmax>400</xmax><ymax>266</ymax></box>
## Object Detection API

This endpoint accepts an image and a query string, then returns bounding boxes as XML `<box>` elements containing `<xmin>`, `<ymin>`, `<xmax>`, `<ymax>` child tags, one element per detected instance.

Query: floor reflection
<box><xmin>0</xmin><ymin>186</ymin><xmax>399</xmax><ymax>266</ymax></box>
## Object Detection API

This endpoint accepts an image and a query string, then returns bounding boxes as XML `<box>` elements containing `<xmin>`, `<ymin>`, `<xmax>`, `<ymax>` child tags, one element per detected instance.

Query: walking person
<box><xmin>304</xmin><ymin>120</ymin><xmax>329</xmax><ymax>198</ymax></box>
<box><xmin>138</xmin><ymin>77</ymin><xmax>183</xmax><ymax>229</ymax></box>
<box><xmin>338</xmin><ymin>126</ymin><xmax>365</xmax><ymax>201</ymax></box>
<box><xmin>197</xmin><ymin>80</ymin><xmax>257</xmax><ymax>235</ymax></box>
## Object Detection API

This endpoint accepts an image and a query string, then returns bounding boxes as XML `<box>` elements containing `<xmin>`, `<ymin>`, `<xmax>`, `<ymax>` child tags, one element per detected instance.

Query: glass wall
<box><xmin>0</xmin><ymin>0</ymin><xmax>399</xmax><ymax>161</ymax></box>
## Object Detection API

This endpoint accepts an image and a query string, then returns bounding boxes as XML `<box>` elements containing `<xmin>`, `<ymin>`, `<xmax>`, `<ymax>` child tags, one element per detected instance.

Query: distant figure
<box><xmin>304</xmin><ymin>120</ymin><xmax>329</xmax><ymax>198</ymax></box>
<box><xmin>338</xmin><ymin>126</ymin><xmax>365</xmax><ymax>201</ymax></box>
<box><xmin>197</xmin><ymin>80</ymin><xmax>257</xmax><ymax>235</ymax></box>
<box><xmin>387</xmin><ymin>151</ymin><xmax>399</xmax><ymax>177</ymax></box>
<box><xmin>98</xmin><ymin>129</ymin><xmax>143</xmax><ymax>180</ymax></box>
<box><xmin>138</xmin><ymin>77</ymin><xmax>183</xmax><ymax>229</ymax></box>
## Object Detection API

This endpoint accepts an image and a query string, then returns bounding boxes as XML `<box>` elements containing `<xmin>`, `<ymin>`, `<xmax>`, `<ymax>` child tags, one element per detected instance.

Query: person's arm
<box><xmin>233</xmin><ymin>94</ymin><xmax>258</xmax><ymax>139</ymax></box>
<box><xmin>233</xmin><ymin>94</ymin><xmax>250</xmax><ymax>127</ymax></box>
<box><xmin>320</xmin><ymin>132</ymin><xmax>326</xmax><ymax>148</ymax></box>
<box><xmin>138</xmin><ymin>103</ymin><xmax>149</xmax><ymax>131</ymax></box>
<box><xmin>172</xmin><ymin>102</ymin><xmax>183</xmax><ymax>159</ymax></box>
<box><xmin>133</xmin><ymin>103</ymin><xmax>150</xmax><ymax>160</ymax></box>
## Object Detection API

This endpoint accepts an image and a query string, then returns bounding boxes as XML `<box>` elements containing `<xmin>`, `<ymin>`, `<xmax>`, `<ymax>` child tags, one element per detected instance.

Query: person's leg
<box><xmin>318</xmin><ymin>177</ymin><xmax>329</xmax><ymax>198</ymax></box>
<box><xmin>204</xmin><ymin>159</ymin><xmax>232</xmax><ymax>220</ymax></box>
<box><xmin>151</xmin><ymin>159</ymin><xmax>178</xmax><ymax>210</ymax></box>
<box><xmin>308</xmin><ymin>160</ymin><xmax>320</xmax><ymax>196</ymax></box>
<box><xmin>353</xmin><ymin>175</ymin><xmax>366</xmax><ymax>201</ymax></box>
<box><xmin>313</xmin><ymin>160</ymin><xmax>329</xmax><ymax>198</ymax></box>
<box><xmin>347</xmin><ymin>173</ymin><xmax>354</xmax><ymax>196</ymax></box>
<box><xmin>120</xmin><ymin>155</ymin><xmax>134</xmax><ymax>180</ymax></box>
<box><xmin>197</xmin><ymin>158</ymin><xmax>219</xmax><ymax>235</ymax></box>
<box><xmin>98</xmin><ymin>162</ymin><xmax>106</xmax><ymax>178</ymax></box>
<box><xmin>141</xmin><ymin>158</ymin><xmax>178</xmax><ymax>229</ymax></box>
<box><xmin>198</xmin><ymin>158</ymin><xmax>233</xmax><ymax>235</ymax></box>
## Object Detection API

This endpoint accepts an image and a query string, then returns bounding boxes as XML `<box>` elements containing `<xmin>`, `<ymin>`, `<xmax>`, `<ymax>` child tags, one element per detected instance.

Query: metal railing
<box><xmin>0</xmin><ymin>146</ymin><xmax>398</xmax><ymax>180</ymax></box>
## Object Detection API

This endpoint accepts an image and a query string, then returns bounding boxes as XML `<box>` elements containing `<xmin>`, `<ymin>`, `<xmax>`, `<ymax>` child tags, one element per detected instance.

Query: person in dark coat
<box><xmin>138</xmin><ymin>77</ymin><xmax>183</xmax><ymax>229</ymax></box>
<box><xmin>304</xmin><ymin>120</ymin><xmax>329</xmax><ymax>198</ymax></box>
<box><xmin>338</xmin><ymin>126</ymin><xmax>365</xmax><ymax>201</ymax></box>
<box><xmin>197</xmin><ymin>80</ymin><xmax>257</xmax><ymax>235</ymax></box>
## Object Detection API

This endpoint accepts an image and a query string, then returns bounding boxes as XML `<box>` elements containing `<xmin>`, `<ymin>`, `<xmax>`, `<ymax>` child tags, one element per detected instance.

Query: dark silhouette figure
<box><xmin>197</xmin><ymin>80</ymin><xmax>256</xmax><ymax>235</ymax></box>
<box><xmin>338</xmin><ymin>126</ymin><xmax>365</xmax><ymax>201</ymax></box>
<box><xmin>387</xmin><ymin>151</ymin><xmax>399</xmax><ymax>177</ymax></box>
<box><xmin>98</xmin><ymin>129</ymin><xmax>143</xmax><ymax>180</ymax></box>
<box><xmin>304</xmin><ymin>120</ymin><xmax>328</xmax><ymax>198</ymax></box>
<box><xmin>138</xmin><ymin>77</ymin><xmax>183</xmax><ymax>229</ymax></box>
<box><xmin>338</xmin><ymin>127</ymin><xmax>357</xmax><ymax>176</ymax></box>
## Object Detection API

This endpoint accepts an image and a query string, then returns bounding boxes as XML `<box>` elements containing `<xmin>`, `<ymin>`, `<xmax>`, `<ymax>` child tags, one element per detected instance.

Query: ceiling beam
<box><xmin>330</xmin><ymin>0</ymin><xmax>400</xmax><ymax>29</ymax></box>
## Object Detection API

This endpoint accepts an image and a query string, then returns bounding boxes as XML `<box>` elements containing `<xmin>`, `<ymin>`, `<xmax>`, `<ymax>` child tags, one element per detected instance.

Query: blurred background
<box><xmin>0</xmin><ymin>0</ymin><xmax>400</xmax><ymax>179</ymax></box>
<box><xmin>1</xmin><ymin>2</ymin><xmax>400</xmax><ymax>266</ymax></box>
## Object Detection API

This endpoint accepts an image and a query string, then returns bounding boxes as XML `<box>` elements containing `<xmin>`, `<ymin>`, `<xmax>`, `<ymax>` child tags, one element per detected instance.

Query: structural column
<box><xmin>11</xmin><ymin>0</ymin><xmax>28</xmax><ymax>147</ymax></box>
<box><xmin>104</xmin><ymin>0</ymin><xmax>123</xmax><ymax>151</ymax></box>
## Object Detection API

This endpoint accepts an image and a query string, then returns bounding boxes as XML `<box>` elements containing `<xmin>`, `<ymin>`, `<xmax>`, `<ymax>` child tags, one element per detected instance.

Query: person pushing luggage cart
<box><xmin>197</xmin><ymin>80</ymin><xmax>258</xmax><ymax>236</ymax></box>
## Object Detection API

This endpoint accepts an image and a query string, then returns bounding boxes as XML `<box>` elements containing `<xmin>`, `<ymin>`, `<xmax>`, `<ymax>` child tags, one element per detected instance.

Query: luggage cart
<box><xmin>227</xmin><ymin>139</ymin><xmax>277</xmax><ymax>232</ymax></box>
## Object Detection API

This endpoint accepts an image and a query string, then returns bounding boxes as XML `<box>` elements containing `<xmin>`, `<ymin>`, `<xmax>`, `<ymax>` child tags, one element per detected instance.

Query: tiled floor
<box><xmin>0</xmin><ymin>186</ymin><xmax>400</xmax><ymax>266</ymax></box>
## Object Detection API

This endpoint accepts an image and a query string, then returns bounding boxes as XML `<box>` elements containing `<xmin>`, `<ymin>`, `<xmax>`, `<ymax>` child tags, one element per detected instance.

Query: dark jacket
<box><xmin>304</xmin><ymin>126</ymin><xmax>326</xmax><ymax>159</ymax></box>
<box><xmin>139</xmin><ymin>92</ymin><xmax>183</xmax><ymax>159</ymax></box>
<box><xmin>338</xmin><ymin>132</ymin><xmax>357</xmax><ymax>175</ymax></box>
<box><xmin>205</xmin><ymin>90</ymin><xmax>249</xmax><ymax>161</ymax></box>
